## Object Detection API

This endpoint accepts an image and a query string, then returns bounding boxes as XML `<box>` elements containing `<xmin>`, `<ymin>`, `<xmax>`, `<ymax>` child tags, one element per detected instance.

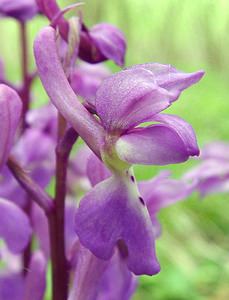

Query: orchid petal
<box><xmin>75</xmin><ymin>175</ymin><xmax>160</xmax><ymax>275</ymax></box>
<box><xmin>95</xmin><ymin>68</ymin><xmax>173</xmax><ymax>131</ymax></box>
<box><xmin>0</xmin><ymin>198</ymin><xmax>32</xmax><ymax>253</ymax></box>
<box><xmin>0</xmin><ymin>273</ymin><xmax>24</xmax><ymax>300</ymax></box>
<box><xmin>69</xmin><ymin>245</ymin><xmax>108</xmax><ymax>300</ymax></box>
<box><xmin>86</xmin><ymin>153</ymin><xmax>111</xmax><ymax>187</ymax></box>
<box><xmin>31</xmin><ymin>204</ymin><xmax>49</xmax><ymax>258</ymax></box>
<box><xmin>97</xmin><ymin>251</ymin><xmax>137</xmax><ymax>300</ymax></box>
<box><xmin>32</xmin><ymin>202</ymin><xmax>78</xmax><ymax>259</ymax></box>
<box><xmin>0</xmin><ymin>166</ymin><xmax>27</xmax><ymax>207</ymax></box>
<box><xmin>13</xmin><ymin>128</ymin><xmax>55</xmax><ymax>188</ymax></box>
<box><xmin>116</xmin><ymin>114</ymin><xmax>199</xmax><ymax>165</ymax></box>
<box><xmin>153</xmin><ymin>114</ymin><xmax>199</xmax><ymax>156</ymax></box>
<box><xmin>128</xmin><ymin>63</ymin><xmax>204</xmax><ymax>100</ymax></box>
<box><xmin>0</xmin><ymin>84</ymin><xmax>22</xmax><ymax>169</ymax></box>
<box><xmin>23</xmin><ymin>251</ymin><xmax>47</xmax><ymax>300</ymax></box>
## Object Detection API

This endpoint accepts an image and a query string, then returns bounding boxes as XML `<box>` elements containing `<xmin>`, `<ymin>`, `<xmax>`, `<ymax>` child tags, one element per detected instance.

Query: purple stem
<box><xmin>19</xmin><ymin>21</ymin><xmax>33</xmax><ymax>271</ymax></box>
<box><xmin>7</xmin><ymin>156</ymin><xmax>53</xmax><ymax>212</ymax></box>
<box><xmin>48</xmin><ymin>125</ymin><xmax>78</xmax><ymax>300</ymax></box>
<box><xmin>19</xmin><ymin>21</ymin><xmax>30</xmax><ymax>127</ymax></box>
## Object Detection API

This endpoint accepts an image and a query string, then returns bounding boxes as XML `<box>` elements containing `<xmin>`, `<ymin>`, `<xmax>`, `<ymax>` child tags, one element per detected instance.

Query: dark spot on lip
<box><xmin>130</xmin><ymin>175</ymin><xmax>135</xmax><ymax>182</ymax></box>
<box><xmin>117</xmin><ymin>239</ymin><xmax>128</xmax><ymax>258</ymax></box>
<box><xmin>139</xmin><ymin>196</ymin><xmax>145</xmax><ymax>206</ymax></box>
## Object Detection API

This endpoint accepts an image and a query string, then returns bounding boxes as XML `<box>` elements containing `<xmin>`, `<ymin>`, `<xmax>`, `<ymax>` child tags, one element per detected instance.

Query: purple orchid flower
<box><xmin>0</xmin><ymin>84</ymin><xmax>22</xmax><ymax>169</ymax></box>
<box><xmin>67</xmin><ymin>149</ymin><xmax>192</xmax><ymax>299</ymax></box>
<box><xmin>37</xmin><ymin>0</ymin><xmax>126</xmax><ymax>66</ymax></box>
<box><xmin>0</xmin><ymin>0</ymin><xmax>38</xmax><ymax>21</ymax></box>
<box><xmin>184</xmin><ymin>142</ymin><xmax>229</xmax><ymax>196</ymax></box>
<box><xmin>0</xmin><ymin>251</ymin><xmax>46</xmax><ymax>300</ymax></box>
<box><xmin>34</xmin><ymin>26</ymin><xmax>203</xmax><ymax>275</ymax></box>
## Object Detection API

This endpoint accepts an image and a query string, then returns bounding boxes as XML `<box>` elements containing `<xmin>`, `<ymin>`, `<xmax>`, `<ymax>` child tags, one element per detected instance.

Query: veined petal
<box><xmin>0</xmin><ymin>198</ymin><xmax>32</xmax><ymax>253</ymax></box>
<box><xmin>34</xmin><ymin>26</ymin><xmax>105</xmax><ymax>157</ymax></box>
<box><xmin>0</xmin><ymin>84</ymin><xmax>22</xmax><ymax>169</ymax></box>
<box><xmin>95</xmin><ymin>68</ymin><xmax>173</xmax><ymax>131</ymax></box>
<box><xmin>75</xmin><ymin>175</ymin><xmax>160</xmax><ymax>275</ymax></box>
<box><xmin>23</xmin><ymin>251</ymin><xmax>47</xmax><ymax>300</ymax></box>
<box><xmin>128</xmin><ymin>63</ymin><xmax>204</xmax><ymax>100</ymax></box>
<box><xmin>116</xmin><ymin>114</ymin><xmax>199</xmax><ymax>165</ymax></box>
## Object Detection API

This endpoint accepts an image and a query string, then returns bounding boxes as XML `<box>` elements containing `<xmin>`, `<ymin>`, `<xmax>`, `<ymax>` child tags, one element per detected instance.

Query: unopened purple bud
<box><xmin>79</xmin><ymin>23</ymin><xmax>126</xmax><ymax>66</ymax></box>
<box><xmin>0</xmin><ymin>0</ymin><xmax>38</xmax><ymax>21</ymax></box>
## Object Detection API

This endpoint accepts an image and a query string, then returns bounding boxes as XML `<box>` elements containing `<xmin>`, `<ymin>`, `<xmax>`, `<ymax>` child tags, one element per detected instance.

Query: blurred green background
<box><xmin>1</xmin><ymin>0</ymin><xmax>229</xmax><ymax>299</ymax></box>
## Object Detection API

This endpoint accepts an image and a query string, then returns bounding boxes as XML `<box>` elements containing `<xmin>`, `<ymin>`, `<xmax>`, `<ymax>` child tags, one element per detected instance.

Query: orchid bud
<box><xmin>79</xmin><ymin>23</ymin><xmax>126</xmax><ymax>66</ymax></box>
<box><xmin>0</xmin><ymin>0</ymin><xmax>38</xmax><ymax>21</ymax></box>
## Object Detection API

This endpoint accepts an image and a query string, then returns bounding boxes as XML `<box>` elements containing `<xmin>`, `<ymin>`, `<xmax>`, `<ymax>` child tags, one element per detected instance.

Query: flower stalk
<box><xmin>49</xmin><ymin>126</ymin><xmax>79</xmax><ymax>300</ymax></box>
<box><xmin>7</xmin><ymin>156</ymin><xmax>53</xmax><ymax>213</ymax></box>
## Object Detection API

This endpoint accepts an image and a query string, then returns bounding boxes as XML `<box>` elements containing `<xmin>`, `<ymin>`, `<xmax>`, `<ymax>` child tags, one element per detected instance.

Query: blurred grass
<box><xmin>1</xmin><ymin>0</ymin><xmax>229</xmax><ymax>299</ymax></box>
